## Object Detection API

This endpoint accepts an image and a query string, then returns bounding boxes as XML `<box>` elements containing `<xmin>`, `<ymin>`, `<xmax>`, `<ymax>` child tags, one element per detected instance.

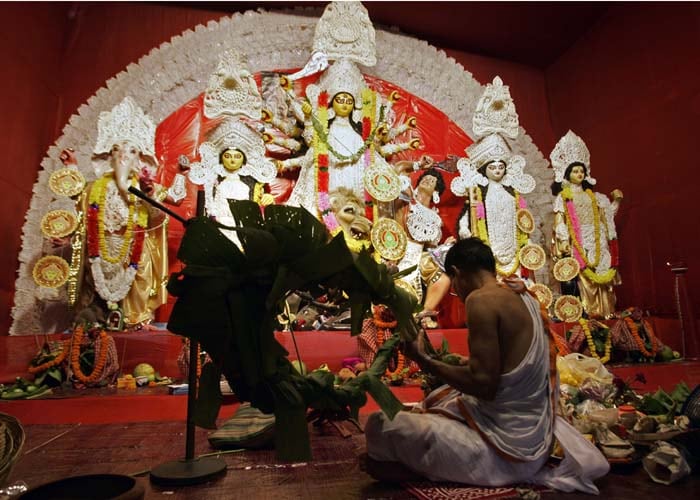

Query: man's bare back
<box><xmin>466</xmin><ymin>282</ymin><xmax>534</xmax><ymax>375</ymax></box>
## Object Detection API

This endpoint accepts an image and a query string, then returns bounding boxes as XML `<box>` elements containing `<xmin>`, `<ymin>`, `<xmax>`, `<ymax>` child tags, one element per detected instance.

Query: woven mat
<box><xmin>403</xmin><ymin>482</ymin><xmax>550</xmax><ymax>500</ymax></box>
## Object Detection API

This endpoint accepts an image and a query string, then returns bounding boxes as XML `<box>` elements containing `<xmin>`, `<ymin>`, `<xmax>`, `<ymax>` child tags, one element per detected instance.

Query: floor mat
<box><xmin>404</xmin><ymin>482</ymin><xmax>550</xmax><ymax>500</ymax></box>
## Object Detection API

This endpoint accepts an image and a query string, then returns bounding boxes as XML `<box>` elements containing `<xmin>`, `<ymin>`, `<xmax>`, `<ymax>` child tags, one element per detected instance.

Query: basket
<box><xmin>0</xmin><ymin>413</ymin><xmax>26</xmax><ymax>487</ymax></box>
<box><xmin>681</xmin><ymin>384</ymin><xmax>700</xmax><ymax>428</ymax></box>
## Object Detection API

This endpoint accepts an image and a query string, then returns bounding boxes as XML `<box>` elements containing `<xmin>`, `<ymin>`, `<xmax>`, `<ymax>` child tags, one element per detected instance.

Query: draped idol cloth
<box><xmin>366</xmin><ymin>292</ymin><xmax>609</xmax><ymax>493</ymax></box>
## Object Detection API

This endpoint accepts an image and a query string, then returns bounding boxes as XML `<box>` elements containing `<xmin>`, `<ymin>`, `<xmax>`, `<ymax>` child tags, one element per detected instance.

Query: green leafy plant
<box><xmin>167</xmin><ymin>201</ymin><xmax>420</xmax><ymax>461</ymax></box>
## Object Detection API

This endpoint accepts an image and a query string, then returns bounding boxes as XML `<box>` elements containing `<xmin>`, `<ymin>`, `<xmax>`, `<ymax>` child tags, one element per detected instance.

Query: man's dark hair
<box><xmin>417</xmin><ymin>168</ymin><xmax>446</xmax><ymax>195</ymax></box>
<box><xmin>444</xmin><ymin>237</ymin><xmax>496</xmax><ymax>277</ymax></box>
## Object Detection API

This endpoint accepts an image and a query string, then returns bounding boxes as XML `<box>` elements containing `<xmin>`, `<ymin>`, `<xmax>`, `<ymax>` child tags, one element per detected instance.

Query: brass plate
<box><xmin>553</xmin><ymin>257</ymin><xmax>580</xmax><ymax>282</ymax></box>
<box><xmin>33</xmin><ymin>255</ymin><xmax>70</xmax><ymax>288</ymax></box>
<box><xmin>371</xmin><ymin>218</ymin><xmax>407</xmax><ymax>261</ymax></box>
<box><xmin>41</xmin><ymin>210</ymin><xmax>78</xmax><ymax>239</ymax></box>
<box><xmin>529</xmin><ymin>283</ymin><xmax>553</xmax><ymax>309</ymax></box>
<box><xmin>519</xmin><ymin>243</ymin><xmax>546</xmax><ymax>271</ymax></box>
<box><xmin>364</xmin><ymin>165</ymin><xmax>401</xmax><ymax>202</ymax></box>
<box><xmin>554</xmin><ymin>295</ymin><xmax>584</xmax><ymax>323</ymax></box>
<box><xmin>48</xmin><ymin>168</ymin><xmax>86</xmax><ymax>197</ymax></box>
<box><xmin>516</xmin><ymin>208</ymin><xmax>535</xmax><ymax>234</ymax></box>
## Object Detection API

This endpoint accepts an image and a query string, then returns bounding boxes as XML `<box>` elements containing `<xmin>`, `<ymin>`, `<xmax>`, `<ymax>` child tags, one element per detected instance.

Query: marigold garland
<box><xmin>624</xmin><ymin>315</ymin><xmax>658</xmax><ymax>358</ymax></box>
<box><xmin>373</xmin><ymin>307</ymin><xmax>405</xmax><ymax>378</ymax></box>
<box><xmin>70</xmin><ymin>326</ymin><xmax>110</xmax><ymax>385</ymax></box>
<box><xmin>28</xmin><ymin>340</ymin><xmax>71</xmax><ymax>374</ymax></box>
<box><xmin>579</xmin><ymin>318</ymin><xmax>612</xmax><ymax>364</ymax></box>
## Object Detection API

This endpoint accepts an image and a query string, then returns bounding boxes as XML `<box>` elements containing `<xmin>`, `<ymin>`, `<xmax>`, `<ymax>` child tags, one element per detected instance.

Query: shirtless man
<box><xmin>363</xmin><ymin>238</ymin><xmax>608</xmax><ymax>492</ymax></box>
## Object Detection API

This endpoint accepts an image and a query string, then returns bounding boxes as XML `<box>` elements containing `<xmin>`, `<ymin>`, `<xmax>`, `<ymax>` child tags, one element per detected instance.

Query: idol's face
<box><xmin>485</xmin><ymin>161</ymin><xmax>506</xmax><ymax>182</ymax></box>
<box><xmin>332</xmin><ymin>92</ymin><xmax>355</xmax><ymax>118</ymax></box>
<box><xmin>568</xmin><ymin>165</ymin><xmax>586</xmax><ymax>185</ymax></box>
<box><xmin>221</xmin><ymin>149</ymin><xmax>245</xmax><ymax>172</ymax></box>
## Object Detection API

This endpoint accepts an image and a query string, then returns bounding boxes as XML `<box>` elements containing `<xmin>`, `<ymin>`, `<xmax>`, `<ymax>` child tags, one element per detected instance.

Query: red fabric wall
<box><xmin>546</xmin><ymin>4</ymin><xmax>700</xmax><ymax>328</ymax></box>
<box><xmin>1</xmin><ymin>3</ymin><xmax>559</xmax><ymax>334</ymax></box>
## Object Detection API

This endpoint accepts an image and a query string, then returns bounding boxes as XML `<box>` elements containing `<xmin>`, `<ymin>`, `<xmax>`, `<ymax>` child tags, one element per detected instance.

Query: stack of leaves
<box><xmin>167</xmin><ymin>201</ymin><xmax>420</xmax><ymax>461</ymax></box>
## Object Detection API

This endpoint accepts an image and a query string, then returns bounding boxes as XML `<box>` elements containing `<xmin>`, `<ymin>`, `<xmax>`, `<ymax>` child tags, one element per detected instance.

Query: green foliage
<box><xmin>167</xmin><ymin>202</ymin><xmax>418</xmax><ymax>461</ymax></box>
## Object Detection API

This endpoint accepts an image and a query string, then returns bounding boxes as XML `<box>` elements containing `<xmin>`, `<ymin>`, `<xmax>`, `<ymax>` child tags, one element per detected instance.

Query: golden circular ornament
<box><xmin>554</xmin><ymin>295</ymin><xmax>584</xmax><ymax>323</ymax></box>
<box><xmin>516</xmin><ymin>208</ymin><xmax>535</xmax><ymax>234</ymax></box>
<box><xmin>528</xmin><ymin>283</ymin><xmax>553</xmax><ymax>309</ymax></box>
<box><xmin>553</xmin><ymin>257</ymin><xmax>580</xmax><ymax>282</ymax></box>
<box><xmin>394</xmin><ymin>279</ymin><xmax>418</xmax><ymax>301</ymax></box>
<box><xmin>364</xmin><ymin>165</ymin><xmax>401</xmax><ymax>202</ymax></box>
<box><xmin>41</xmin><ymin>210</ymin><xmax>78</xmax><ymax>239</ymax></box>
<box><xmin>48</xmin><ymin>168</ymin><xmax>86</xmax><ymax>197</ymax></box>
<box><xmin>371</xmin><ymin>218</ymin><xmax>407</xmax><ymax>261</ymax></box>
<box><xmin>32</xmin><ymin>256</ymin><xmax>70</xmax><ymax>288</ymax></box>
<box><xmin>519</xmin><ymin>243</ymin><xmax>546</xmax><ymax>271</ymax></box>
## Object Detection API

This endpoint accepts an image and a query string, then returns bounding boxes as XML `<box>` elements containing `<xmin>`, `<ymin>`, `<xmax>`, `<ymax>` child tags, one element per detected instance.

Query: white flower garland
<box><xmin>89</xmin><ymin>257</ymin><xmax>138</xmax><ymax>304</ymax></box>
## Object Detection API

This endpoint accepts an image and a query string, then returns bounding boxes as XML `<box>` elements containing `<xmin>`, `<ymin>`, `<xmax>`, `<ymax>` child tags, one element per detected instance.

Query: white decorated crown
<box><xmin>93</xmin><ymin>97</ymin><xmax>156</xmax><ymax>162</ymax></box>
<box><xmin>466</xmin><ymin>133</ymin><xmax>512</xmax><ymax>169</ymax></box>
<box><xmin>307</xmin><ymin>58</ymin><xmax>367</xmax><ymax>113</ymax></box>
<box><xmin>203</xmin><ymin>49</ymin><xmax>262</xmax><ymax>120</ymax></box>
<box><xmin>313</xmin><ymin>1</ymin><xmax>376</xmax><ymax>67</ymax></box>
<box><xmin>550</xmin><ymin>130</ymin><xmax>594</xmax><ymax>184</ymax></box>
<box><xmin>206</xmin><ymin>119</ymin><xmax>276</xmax><ymax>183</ymax></box>
<box><xmin>472</xmin><ymin>76</ymin><xmax>520</xmax><ymax>140</ymax></box>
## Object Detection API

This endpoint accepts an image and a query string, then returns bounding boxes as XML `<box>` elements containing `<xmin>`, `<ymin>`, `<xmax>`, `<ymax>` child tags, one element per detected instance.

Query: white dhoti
<box><xmin>366</xmin><ymin>293</ymin><xmax>609</xmax><ymax>493</ymax></box>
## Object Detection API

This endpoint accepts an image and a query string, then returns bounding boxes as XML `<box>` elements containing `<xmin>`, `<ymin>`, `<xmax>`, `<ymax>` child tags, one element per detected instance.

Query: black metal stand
<box><xmin>150</xmin><ymin>189</ymin><xmax>227</xmax><ymax>486</ymax></box>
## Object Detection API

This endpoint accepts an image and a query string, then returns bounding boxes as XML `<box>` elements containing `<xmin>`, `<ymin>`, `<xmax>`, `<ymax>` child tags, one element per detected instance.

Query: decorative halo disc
<box><xmin>553</xmin><ymin>257</ymin><xmax>580</xmax><ymax>282</ymax></box>
<box><xmin>529</xmin><ymin>283</ymin><xmax>553</xmax><ymax>309</ymax></box>
<box><xmin>519</xmin><ymin>243</ymin><xmax>546</xmax><ymax>271</ymax></box>
<box><xmin>554</xmin><ymin>295</ymin><xmax>584</xmax><ymax>323</ymax></box>
<box><xmin>364</xmin><ymin>165</ymin><xmax>401</xmax><ymax>202</ymax></box>
<box><xmin>48</xmin><ymin>168</ymin><xmax>86</xmax><ymax>197</ymax></box>
<box><xmin>41</xmin><ymin>210</ymin><xmax>78</xmax><ymax>239</ymax></box>
<box><xmin>371</xmin><ymin>218</ymin><xmax>407</xmax><ymax>261</ymax></box>
<box><xmin>32</xmin><ymin>256</ymin><xmax>70</xmax><ymax>288</ymax></box>
<box><xmin>516</xmin><ymin>208</ymin><xmax>535</xmax><ymax>234</ymax></box>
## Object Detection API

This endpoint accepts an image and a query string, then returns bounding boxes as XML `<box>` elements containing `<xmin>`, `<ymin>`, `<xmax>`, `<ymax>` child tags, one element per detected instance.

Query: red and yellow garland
<box><xmin>28</xmin><ymin>340</ymin><xmax>71</xmax><ymax>374</ymax></box>
<box><xmin>87</xmin><ymin>174</ymin><xmax>147</xmax><ymax>267</ymax></box>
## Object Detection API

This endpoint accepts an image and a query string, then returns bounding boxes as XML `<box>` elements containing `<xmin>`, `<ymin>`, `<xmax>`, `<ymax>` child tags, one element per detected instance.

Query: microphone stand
<box><xmin>129</xmin><ymin>187</ymin><xmax>227</xmax><ymax>486</ymax></box>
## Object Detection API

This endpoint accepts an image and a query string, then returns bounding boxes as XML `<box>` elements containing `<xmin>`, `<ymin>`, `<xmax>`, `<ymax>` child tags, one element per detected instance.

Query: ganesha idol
<box><xmin>37</xmin><ymin>97</ymin><xmax>188</xmax><ymax>328</ymax></box>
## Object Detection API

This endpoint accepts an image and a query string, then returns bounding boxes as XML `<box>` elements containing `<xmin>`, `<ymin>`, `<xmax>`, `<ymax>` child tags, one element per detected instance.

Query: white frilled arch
<box><xmin>11</xmin><ymin>7</ymin><xmax>554</xmax><ymax>334</ymax></box>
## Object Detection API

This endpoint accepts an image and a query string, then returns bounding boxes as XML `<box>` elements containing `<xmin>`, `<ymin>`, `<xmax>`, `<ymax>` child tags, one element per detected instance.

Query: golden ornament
<box><xmin>516</xmin><ymin>208</ymin><xmax>535</xmax><ymax>234</ymax></box>
<box><xmin>529</xmin><ymin>283</ymin><xmax>553</xmax><ymax>309</ymax></box>
<box><xmin>41</xmin><ymin>210</ymin><xmax>79</xmax><ymax>239</ymax></box>
<box><xmin>363</xmin><ymin>165</ymin><xmax>401</xmax><ymax>202</ymax></box>
<box><xmin>554</xmin><ymin>295</ymin><xmax>583</xmax><ymax>322</ymax></box>
<box><xmin>33</xmin><ymin>255</ymin><xmax>71</xmax><ymax>288</ymax></box>
<box><xmin>49</xmin><ymin>168</ymin><xmax>86</xmax><ymax>197</ymax></box>
<box><xmin>371</xmin><ymin>218</ymin><xmax>407</xmax><ymax>261</ymax></box>
<box><xmin>394</xmin><ymin>279</ymin><xmax>418</xmax><ymax>301</ymax></box>
<box><xmin>518</xmin><ymin>243</ymin><xmax>546</xmax><ymax>271</ymax></box>
<box><xmin>553</xmin><ymin>257</ymin><xmax>580</xmax><ymax>282</ymax></box>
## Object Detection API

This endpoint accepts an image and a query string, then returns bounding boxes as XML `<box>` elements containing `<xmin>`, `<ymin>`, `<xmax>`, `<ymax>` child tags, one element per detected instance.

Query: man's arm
<box><xmin>405</xmin><ymin>292</ymin><xmax>502</xmax><ymax>400</ymax></box>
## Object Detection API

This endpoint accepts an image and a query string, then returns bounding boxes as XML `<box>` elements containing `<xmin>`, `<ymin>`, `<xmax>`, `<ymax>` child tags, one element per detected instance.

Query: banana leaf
<box><xmin>167</xmin><ymin>201</ymin><xmax>417</xmax><ymax>461</ymax></box>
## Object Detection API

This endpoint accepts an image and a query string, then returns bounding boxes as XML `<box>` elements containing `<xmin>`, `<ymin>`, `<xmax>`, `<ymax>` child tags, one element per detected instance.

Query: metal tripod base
<box><xmin>150</xmin><ymin>457</ymin><xmax>227</xmax><ymax>487</ymax></box>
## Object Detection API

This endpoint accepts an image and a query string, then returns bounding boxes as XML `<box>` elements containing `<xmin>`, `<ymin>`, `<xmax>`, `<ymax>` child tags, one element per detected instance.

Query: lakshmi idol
<box><xmin>418</xmin><ymin>77</ymin><xmax>543</xmax><ymax>327</ymax></box>
<box><xmin>550</xmin><ymin>130</ymin><xmax>623</xmax><ymax>318</ymax></box>
<box><xmin>61</xmin><ymin>97</ymin><xmax>187</xmax><ymax>328</ymax></box>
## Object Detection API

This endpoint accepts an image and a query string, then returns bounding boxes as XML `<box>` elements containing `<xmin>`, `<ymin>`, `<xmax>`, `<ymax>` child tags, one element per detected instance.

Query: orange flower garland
<box><xmin>70</xmin><ymin>326</ymin><xmax>110</xmax><ymax>385</ymax></box>
<box><xmin>624</xmin><ymin>316</ymin><xmax>658</xmax><ymax>359</ymax></box>
<box><xmin>373</xmin><ymin>307</ymin><xmax>405</xmax><ymax>378</ymax></box>
<box><xmin>27</xmin><ymin>339</ymin><xmax>71</xmax><ymax>374</ymax></box>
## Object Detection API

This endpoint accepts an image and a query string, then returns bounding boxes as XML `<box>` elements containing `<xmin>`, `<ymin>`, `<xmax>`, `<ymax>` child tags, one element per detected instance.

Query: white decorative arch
<box><xmin>11</xmin><ymin>7</ymin><xmax>553</xmax><ymax>334</ymax></box>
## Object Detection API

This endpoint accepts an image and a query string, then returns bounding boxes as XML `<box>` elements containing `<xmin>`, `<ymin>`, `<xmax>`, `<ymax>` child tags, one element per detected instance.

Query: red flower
<box><xmin>318</xmin><ymin>91</ymin><xmax>329</xmax><ymax>108</ymax></box>
<box><xmin>362</xmin><ymin>117</ymin><xmax>371</xmax><ymax>140</ymax></box>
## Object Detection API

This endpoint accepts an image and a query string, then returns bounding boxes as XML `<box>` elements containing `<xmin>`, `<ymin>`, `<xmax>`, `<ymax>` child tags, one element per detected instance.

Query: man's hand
<box><xmin>401</xmin><ymin>330</ymin><xmax>431</xmax><ymax>368</ymax></box>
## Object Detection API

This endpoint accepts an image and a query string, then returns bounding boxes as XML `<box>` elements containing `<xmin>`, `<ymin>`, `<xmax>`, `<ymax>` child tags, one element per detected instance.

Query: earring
<box><xmin>432</xmin><ymin>191</ymin><xmax>440</xmax><ymax>204</ymax></box>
